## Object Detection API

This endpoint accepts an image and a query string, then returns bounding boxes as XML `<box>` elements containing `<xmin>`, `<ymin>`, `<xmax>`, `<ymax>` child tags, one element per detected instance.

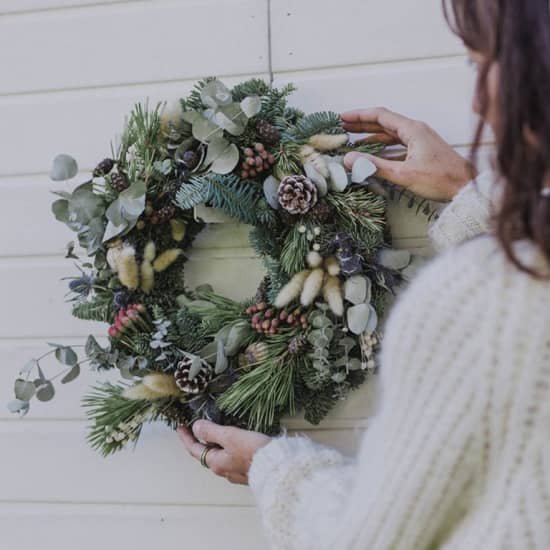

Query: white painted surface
<box><xmin>0</xmin><ymin>1</ymin><xmax>478</xmax><ymax>548</ymax></box>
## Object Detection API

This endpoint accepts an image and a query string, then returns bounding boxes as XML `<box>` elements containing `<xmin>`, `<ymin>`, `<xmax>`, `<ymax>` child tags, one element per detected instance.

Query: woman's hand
<box><xmin>342</xmin><ymin>107</ymin><xmax>476</xmax><ymax>201</ymax></box>
<box><xmin>178</xmin><ymin>420</ymin><xmax>272</xmax><ymax>485</ymax></box>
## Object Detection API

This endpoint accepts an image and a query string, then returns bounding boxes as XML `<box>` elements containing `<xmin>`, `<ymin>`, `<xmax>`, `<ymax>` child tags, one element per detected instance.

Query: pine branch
<box><xmin>279</xmin><ymin>223</ymin><xmax>310</xmax><ymax>276</ymax></box>
<box><xmin>288</xmin><ymin>111</ymin><xmax>343</xmax><ymax>142</ymax></box>
<box><xmin>262</xmin><ymin>256</ymin><xmax>289</xmax><ymax>304</ymax></box>
<box><xmin>72</xmin><ymin>294</ymin><xmax>114</xmax><ymax>323</ymax></box>
<box><xmin>182</xmin><ymin>77</ymin><xmax>216</xmax><ymax>111</ymax></box>
<box><xmin>231</xmin><ymin>79</ymin><xmax>271</xmax><ymax>102</ymax></box>
<box><xmin>174</xmin><ymin>178</ymin><xmax>210</xmax><ymax>211</ymax></box>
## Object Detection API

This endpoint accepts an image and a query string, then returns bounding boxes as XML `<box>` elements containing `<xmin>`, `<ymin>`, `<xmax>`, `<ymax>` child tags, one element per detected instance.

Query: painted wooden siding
<box><xmin>0</xmin><ymin>1</ymin><xmax>477</xmax><ymax>548</ymax></box>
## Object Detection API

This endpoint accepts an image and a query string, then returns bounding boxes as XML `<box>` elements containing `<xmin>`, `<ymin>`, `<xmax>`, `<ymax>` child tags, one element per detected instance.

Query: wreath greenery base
<box><xmin>9</xmin><ymin>78</ymin><xmax>415</xmax><ymax>456</ymax></box>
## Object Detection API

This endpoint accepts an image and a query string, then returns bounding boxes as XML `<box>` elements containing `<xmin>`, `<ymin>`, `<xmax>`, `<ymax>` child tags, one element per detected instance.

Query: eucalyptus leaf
<box><xmin>118</xmin><ymin>181</ymin><xmax>147</xmax><ymax>218</ymax></box>
<box><xmin>14</xmin><ymin>379</ymin><xmax>36</xmax><ymax>401</ymax></box>
<box><xmin>338</xmin><ymin>336</ymin><xmax>357</xmax><ymax>352</ymax></box>
<box><xmin>365</xmin><ymin>305</ymin><xmax>378</xmax><ymax>333</ymax></box>
<box><xmin>192</xmin><ymin>117</ymin><xmax>223</xmax><ymax>143</ymax></box>
<box><xmin>188</xmin><ymin>356</ymin><xmax>203</xmax><ymax>381</ymax></box>
<box><xmin>68</xmin><ymin>183</ymin><xmax>105</xmax><ymax>225</ymax></box>
<box><xmin>347</xmin><ymin>303</ymin><xmax>371</xmax><ymax>335</ymax></box>
<box><xmin>102</xmin><ymin>220</ymin><xmax>128</xmax><ymax>243</ymax></box>
<box><xmin>327</xmin><ymin>162</ymin><xmax>349</xmax><ymax>192</ymax></box>
<box><xmin>210</xmin><ymin>143</ymin><xmax>239</xmax><ymax>175</ymax></box>
<box><xmin>351</xmin><ymin>156</ymin><xmax>377</xmax><ymax>183</ymax></box>
<box><xmin>215</xmin><ymin>339</ymin><xmax>229</xmax><ymax>374</ymax></box>
<box><xmin>304</xmin><ymin>163</ymin><xmax>328</xmax><ymax>197</ymax></box>
<box><xmin>348</xmin><ymin>358</ymin><xmax>363</xmax><ymax>371</ymax></box>
<box><xmin>61</xmin><ymin>365</ymin><xmax>81</xmax><ymax>384</ymax></box>
<box><xmin>50</xmin><ymin>154</ymin><xmax>78</xmax><ymax>181</ymax></box>
<box><xmin>331</xmin><ymin>372</ymin><xmax>347</xmax><ymax>383</ymax></box>
<box><xmin>203</xmin><ymin>136</ymin><xmax>231</xmax><ymax>167</ymax></box>
<box><xmin>311</xmin><ymin>314</ymin><xmax>332</xmax><ymax>329</ymax></box>
<box><xmin>20</xmin><ymin>359</ymin><xmax>38</xmax><ymax>375</ymax></box>
<box><xmin>8</xmin><ymin>399</ymin><xmax>29</xmax><ymax>415</ymax></box>
<box><xmin>181</xmin><ymin>111</ymin><xmax>201</xmax><ymax>125</ymax></box>
<box><xmin>200</xmin><ymin>80</ymin><xmax>233</xmax><ymax>108</ymax></box>
<box><xmin>198</xmin><ymin>341</ymin><xmax>218</xmax><ymax>362</ymax></box>
<box><xmin>263</xmin><ymin>175</ymin><xmax>280</xmax><ymax>209</ymax></box>
<box><xmin>35</xmin><ymin>381</ymin><xmax>55</xmax><ymax>402</ymax></box>
<box><xmin>344</xmin><ymin>276</ymin><xmax>369</xmax><ymax>305</ymax></box>
<box><xmin>377</xmin><ymin>248</ymin><xmax>412</xmax><ymax>270</ymax></box>
<box><xmin>225</xmin><ymin>321</ymin><xmax>251</xmax><ymax>356</ymax></box>
<box><xmin>240</xmin><ymin>96</ymin><xmax>262</xmax><ymax>118</ymax></box>
<box><xmin>215</xmin><ymin>110</ymin><xmax>245</xmax><ymax>136</ymax></box>
<box><xmin>51</xmin><ymin>199</ymin><xmax>70</xmax><ymax>223</ymax></box>
<box><xmin>54</xmin><ymin>346</ymin><xmax>78</xmax><ymax>366</ymax></box>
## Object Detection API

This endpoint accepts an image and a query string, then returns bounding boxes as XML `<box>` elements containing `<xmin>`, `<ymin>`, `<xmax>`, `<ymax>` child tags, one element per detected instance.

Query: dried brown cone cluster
<box><xmin>93</xmin><ymin>158</ymin><xmax>114</xmax><ymax>177</ymax></box>
<box><xmin>278</xmin><ymin>175</ymin><xmax>318</xmax><ymax>214</ymax></box>
<box><xmin>141</xmin><ymin>201</ymin><xmax>176</xmax><ymax>226</ymax></box>
<box><xmin>174</xmin><ymin>356</ymin><xmax>212</xmax><ymax>395</ymax></box>
<box><xmin>238</xmin><ymin>342</ymin><xmax>269</xmax><ymax>371</ymax></box>
<box><xmin>246</xmin><ymin>301</ymin><xmax>308</xmax><ymax>335</ymax></box>
<box><xmin>110</xmin><ymin>172</ymin><xmax>129</xmax><ymax>192</ymax></box>
<box><xmin>288</xmin><ymin>335</ymin><xmax>307</xmax><ymax>355</ymax></box>
<box><xmin>240</xmin><ymin>143</ymin><xmax>276</xmax><ymax>179</ymax></box>
<box><xmin>256</xmin><ymin>119</ymin><xmax>281</xmax><ymax>144</ymax></box>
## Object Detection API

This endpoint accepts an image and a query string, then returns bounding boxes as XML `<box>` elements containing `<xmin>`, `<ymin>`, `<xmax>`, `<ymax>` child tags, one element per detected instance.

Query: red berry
<box><xmin>263</xmin><ymin>161</ymin><xmax>270</xmax><ymax>170</ymax></box>
<box><xmin>257</xmin><ymin>302</ymin><xmax>266</xmax><ymax>311</ymax></box>
<box><xmin>255</xmin><ymin>157</ymin><xmax>263</xmax><ymax>168</ymax></box>
<box><xmin>287</xmin><ymin>314</ymin><xmax>295</xmax><ymax>324</ymax></box>
<box><xmin>135</xmin><ymin>304</ymin><xmax>146</xmax><ymax>313</ymax></box>
<box><xmin>269</xmin><ymin>328</ymin><xmax>277</xmax><ymax>335</ymax></box>
<box><xmin>249</xmin><ymin>169</ymin><xmax>257</xmax><ymax>177</ymax></box>
<box><xmin>279</xmin><ymin>310</ymin><xmax>288</xmax><ymax>321</ymax></box>
<box><xmin>252</xmin><ymin>313</ymin><xmax>262</xmax><ymax>325</ymax></box>
<box><xmin>244</xmin><ymin>148</ymin><xmax>254</xmax><ymax>157</ymax></box>
<box><xmin>250</xmin><ymin>305</ymin><xmax>258</xmax><ymax>314</ymax></box>
<box><xmin>247</xmin><ymin>157</ymin><xmax>256</xmax><ymax>166</ymax></box>
<box><xmin>262</xmin><ymin>320</ymin><xmax>271</xmax><ymax>330</ymax></box>
<box><xmin>267</xmin><ymin>154</ymin><xmax>276</xmax><ymax>165</ymax></box>
<box><xmin>127</xmin><ymin>310</ymin><xmax>139</xmax><ymax>321</ymax></box>
<box><xmin>151</xmin><ymin>215</ymin><xmax>160</xmax><ymax>225</ymax></box>
<box><xmin>254</xmin><ymin>143</ymin><xmax>265</xmax><ymax>153</ymax></box>
<box><xmin>271</xmin><ymin>319</ymin><xmax>280</xmax><ymax>328</ymax></box>
<box><xmin>260</xmin><ymin>151</ymin><xmax>268</xmax><ymax>160</ymax></box>
<box><xmin>108</xmin><ymin>326</ymin><xmax>118</xmax><ymax>338</ymax></box>
<box><xmin>241</xmin><ymin>171</ymin><xmax>250</xmax><ymax>179</ymax></box>
<box><xmin>115</xmin><ymin>319</ymin><xmax>124</xmax><ymax>331</ymax></box>
<box><xmin>265</xmin><ymin>309</ymin><xmax>273</xmax><ymax>318</ymax></box>
<box><xmin>300</xmin><ymin>314</ymin><xmax>308</xmax><ymax>324</ymax></box>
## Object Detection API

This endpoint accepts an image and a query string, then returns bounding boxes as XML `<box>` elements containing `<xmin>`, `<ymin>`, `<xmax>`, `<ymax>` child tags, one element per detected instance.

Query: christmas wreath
<box><xmin>9</xmin><ymin>78</ymin><xmax>415</xmax><ymax>456</ymax></box>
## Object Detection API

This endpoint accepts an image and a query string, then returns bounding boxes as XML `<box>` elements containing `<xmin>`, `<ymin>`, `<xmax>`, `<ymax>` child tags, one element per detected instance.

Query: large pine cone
<box><xmin>174</xmin><ymin>356</ymin><xmax>212</xmax><ymax>395</ymax></box>
<box><xmin>278</xmin><ymin>175</ymin><xmax>318</xmax><ymax>215</ymax></box>
<box><xmin>256</xmin><ymin>119</ymin><xmax>280</xmax><ymax>144</ymax></box>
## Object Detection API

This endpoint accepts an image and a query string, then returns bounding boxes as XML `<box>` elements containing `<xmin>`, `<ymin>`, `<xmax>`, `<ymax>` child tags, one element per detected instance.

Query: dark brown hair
<box><xmin>443</xmin><ymin>0</ymin><xmax>550</xmax><ymax>277</ymax></box>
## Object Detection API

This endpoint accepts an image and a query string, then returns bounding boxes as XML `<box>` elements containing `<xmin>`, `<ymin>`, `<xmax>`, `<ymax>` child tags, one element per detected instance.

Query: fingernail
<box><xmin>343</xmin><ymin>151</ymin><xmax>362</xmax><ymax>169</ymax></box>
<box><xmin>192</xmin><ymin>420</ymin><xmax>205</xmax><ymax>438</ymax></box>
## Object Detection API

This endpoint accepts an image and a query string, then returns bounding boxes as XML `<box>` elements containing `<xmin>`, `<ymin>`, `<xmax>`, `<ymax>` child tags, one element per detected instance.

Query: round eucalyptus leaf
<box><xmin>344</xmin><ymin>275</ymin><xmax>368</xmax><ymax>305</ymax></box>
<box><xmin>181</xmin><ymin>111</ymin><xmax>201</xmax><ymax>125</ymax></box>
<box><xmin>225</xmin><ymin>321</ymin><xmax>251</xmax><ymax>356</ymax></box>
<box><xmin>365</xmin><ymin>305</ymin><xmax>378</xmax><ymax>333</ymax></box>
<box><xmin>200</xmin><ymin>80</ymin><xmax>232</xmax><ymax>108</ymax></box>
<box><xmin>240</xmin><ymin>96</ymin><xmax>262</xmax><ymax>118</ymax></box>
<box><xmin>198</xmin><ymin>341</ymin><xmax>218</xmax><ymax>361</ymax></box>
<box><xmin>8</xmin><ymin>399</ymin><xmax>29</xmax><ymax>415</ymax></box>
<box><xmin>327</xmin><ymin>162</ymin><xmax>349</xmax><ymax>192</ymax></box>
<box><xmin>263</xmin><ymin>176</ymin><xmax>280</xmax><ymax>209</ymax></box>
<box><xmin>210</xmin><ymin>143</ymin><xmax>239</xmax><ymax>175</ymax></box>
<box><xmin>347</xmin><ymin>358</ymin><xmax>363</xmax><ymax>371</ymax></box>
<box><xmin>61</xmin><ymin>365</ymin><xmax>81</xmax><ymax>384</ymax></box>
<box><xmin>377</xmin><ymin>248</ymin><xmax>412</xmax><ymax>271</ymax></box>
<box><xmin>51</xmin><ymin>199</ymin><xmax>70</xmax><ymax>223</ymax></box>
<box><xmin>214</xmin><ymin>110</ymin><xmax>245</xmax><ymax>137</ymax></box>
<box><xmin>304</xmin><ymin>163</ymin><xmax>328</xmax><ymax>197</ymax></box>
<box><xmin>331</xmin><ymin>371</ymin><xmax>347</xmax><ymax>383</ymax></box>
<box><xmin>347</xmin><ymin>303</ymin><xmax>371</xmax><ymax>335</ymax></box>
<box><xmin>311</xmin><ymin>314</ymin><xmax>332</xmax><ymax>329</ymax></box>
<box><xmin>351</xmin><ymin>156</ymin><xmax>377</xmax><ymax>183</ymax></box>
<box><xmin>14</xmin><ymin>379</ymin><xmax>36</xmax><ymax>401</ymax></box>
<box><xmin>35</xmin><ymin>381</ymin><xmax>55</xmax><ymax>402</ymax></box>
<box><xmin>192</xmin><ymin>117</ymin><xmax>223</xmax><ymax>143</ymax></box>
<box><xmin>204</xmin><ymin>136</ymin><xmax>230</xmax><ymax>167</ymax></box>
<box><xmin>55</xmin><ymin>346</ymin><xmax>78</xmax><ymax>366</ymax></box>
<box><xmin>50</xmin><ymin>154</ymin><xmax>78</xmax><ymax>181</ymax></box>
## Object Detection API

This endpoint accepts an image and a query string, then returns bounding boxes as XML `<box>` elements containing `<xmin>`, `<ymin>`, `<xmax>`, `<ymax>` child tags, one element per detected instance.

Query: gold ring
<box><xmin>200</xmin><ymin>444</ymin><xmax>216</xmax><ymax>469</ymax></box>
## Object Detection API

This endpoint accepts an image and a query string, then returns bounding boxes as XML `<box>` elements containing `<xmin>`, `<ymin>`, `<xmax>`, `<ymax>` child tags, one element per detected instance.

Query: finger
<box><xmin>342</xmin><ymin>108</ymin><xmax>415</xmax><ymax>143</ymax></box>
<box><xmin>177</xmin><ymin>426</ymin><xmax>206</xmax><ymax>460</ymax></box>
<box><xmin>225</xmin><ymin>473</ymin><xmax>248</xmax><ymax>485</ymax></box>
<box><xmin>356</xmin><ymin>133</ymin><xmax>401</xmax><ymax>146</ymax></box>
<box><xmin>343</xmin><ymin>152</ymin><xmax>409</xmax><ymax>188</ymax></box>
<box><xmin>192</xmin><ymin>419</ymin><xmax>236</xmax><ymax>448</ymax></box>
<box><xmin>342</xmin><ymin>121</ymin><xmax>385</xmax><ymax>134</ymax></box>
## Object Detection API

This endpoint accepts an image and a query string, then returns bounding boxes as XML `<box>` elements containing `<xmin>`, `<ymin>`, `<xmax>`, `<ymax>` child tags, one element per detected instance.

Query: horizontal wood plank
<box><xmin>271</xmin><ymin>0</ymin><xmax>464</xmax><ymax>72</ymax></box>
<box><xmin>0</xmin><ymin>420</ymin><xmax>365</xmax><ymax>504</ymax></box>
<box><xmin>0</xmin><ymin>0</ymin><xmax>268</xmax><ymax>95</ymax></box>
<box><xmin>0</xmin><ymin>502</ymin><xmax>266</xmax><ymax>550</ymax></box>
<box><xmin>0</xmin><ymin>0</ymin><xmax>136</xmax><ymax>15</ymax></box>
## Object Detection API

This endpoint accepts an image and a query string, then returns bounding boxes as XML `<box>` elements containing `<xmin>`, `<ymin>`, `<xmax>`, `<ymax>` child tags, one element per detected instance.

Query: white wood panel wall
<box><xmin>0</xmin><ymin>1</ymin><xmax>478</xmax><ymax>548</ymax></box>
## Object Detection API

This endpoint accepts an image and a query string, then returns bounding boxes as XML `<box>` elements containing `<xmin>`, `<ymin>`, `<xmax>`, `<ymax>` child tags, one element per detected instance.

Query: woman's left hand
<box><xmin>177</xmin><ymin>420</ymin><xmax>272</xmax><ymax>485</ymax></box>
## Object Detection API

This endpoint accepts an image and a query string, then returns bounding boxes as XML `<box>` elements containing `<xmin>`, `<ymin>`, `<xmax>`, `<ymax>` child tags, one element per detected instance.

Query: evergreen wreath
<box><xmin>9</xmin><ymin>78</ymin><xmax>413</xmax><ymax>456</ymax></box>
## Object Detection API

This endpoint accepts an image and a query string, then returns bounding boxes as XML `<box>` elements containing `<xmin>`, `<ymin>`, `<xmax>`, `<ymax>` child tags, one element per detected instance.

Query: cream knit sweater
<box><xmin>248</xmin><ymin>174</ymin><xmax>550</xmax><ymax>550</ymax></box>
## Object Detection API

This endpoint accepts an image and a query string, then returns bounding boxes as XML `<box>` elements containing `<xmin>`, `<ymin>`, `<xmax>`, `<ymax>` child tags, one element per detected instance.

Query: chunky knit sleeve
<box><xmin>428</xmin><ymin>171</ymin><xmax>497</xmax><ymax>252</ymax></box>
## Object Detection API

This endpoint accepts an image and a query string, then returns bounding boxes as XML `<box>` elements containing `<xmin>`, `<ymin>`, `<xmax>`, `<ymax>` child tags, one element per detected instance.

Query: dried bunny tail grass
<box><xmin>301</xmin><ymin>268</ymin><xmax>325</xmax><ymax>307</ymax></box>
<box><xmin>307</xmin><ymin>251</ymin><xmax>323</xmax><ymax>269</ymax></box>
<box><xmin>142</xmin><ymin>373</ymin><xmax>182</xmax><ymax>397</ymax></box>
<box><xmin>153</xmin><ymin>249</ymin><xmax>182</xmax><ymax>272</ymax></box>
<box><xmin>118</xmin><ymin>246</ymin><xmax>140</xmax><ymax>290</ymax></box>
<box><xmin>323</xmin><ymin>275</ymin><xmax>344</xmax><ymax>316</ymax></box>
<box><xmin>170</xmin><ymin>219</ymin><xmax>187</xmax><ymax>242</ymax></box>
<box><xmin>123</xmin><ymin>383</ymin><xmax>165</xmax><ymax>401</ymax></box>
<box><xmin>324</xmin><ymin>255</ymin><xmax>341</xmax><ymax>276</ymax></box>
<box><xmin>143</xmin><ymin>241</ymin><xmax>156</xmax><ymax>263</ymax></box>
<box><xmin>308</xmin><ymin>133</ymin><xmax>348</xmax><ymax>152</ymax></box>
<box><xmin>140</xmin><ymin>260</ymin><xmax>155</xmax><ymax>294</ymax></box>
<box><xmin>299</xmin><ymin>145</ymin><xmax>329</xmax><ymax>177</ymax></box>
<box><xmin>275</xmin><ymin>270</ymin><xmax>311</xmax><ymax>309</ymax></box>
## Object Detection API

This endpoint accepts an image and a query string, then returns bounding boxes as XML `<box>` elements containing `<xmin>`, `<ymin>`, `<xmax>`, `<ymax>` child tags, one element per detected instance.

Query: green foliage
<box><xmin>231</xmin><ymin>79</ymin><xmax>271</xmax><ymax>102</ymax></box>
<box><xmin>72</xmin><ymin>294</ymin><xmax>114</xmax><ymax>323</ymax></box>
<box><xmin>181</xmin><ymin>77</ymin><xmax>217</xmax><ymax>111</ymax></box>
<box><xmin>174</xmin><ymin>178</ymin><xmax>211</xmax><ymax>211</ymax></box>
<box><xmin>262</xmin><ymin>256</ymin><xmax>289</xmax><ymax>304</ymax></box>
<box><xmin>288</xmin><ymin>111</ymin><xmax>343</xmax><ymax>141</ymax></box>
<box><xmin>302</xmin><ymin>388</ymin><xmax>337</xmax><ymax>425</ymax></box>
<box><xmin>249</xmin><ymin>225</ymin><xmax>282</xmax><ymax>258</ymax></box>
<box><xmin>174</xmin><ymin>308</ymin><xmax>210</xmax><ymax>353</ymax></box>
<box><xmin>279</xmin><ymin>223</ymin><xmax>310</xmax><ymax>276</ymax></box>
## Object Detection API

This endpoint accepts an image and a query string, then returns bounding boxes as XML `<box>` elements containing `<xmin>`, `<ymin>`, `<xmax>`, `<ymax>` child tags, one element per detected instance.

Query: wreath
<box><xmin>9</xmin><ymin>78</ymin><xmax>415</xmax><ymax>456</ymax></box>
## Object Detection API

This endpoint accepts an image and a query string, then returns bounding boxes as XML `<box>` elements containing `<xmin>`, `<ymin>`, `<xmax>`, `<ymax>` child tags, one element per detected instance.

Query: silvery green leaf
<box><xmin>54</xmin><ymin>346</ymin><xmax>78</xmax><ymax>366</ymax></box>
<box><xmin>14</xmin><ymin>379</ymin><xmax>35</xmax><ymax>401</ymax></box>
<box><xmin>198</xmin><ymin>341</ymin><xmax>218</xmax><ymax>362</ymax></box>
<box><xmin>311</xmin><ymin>314</ymin><xmax>332</xmax><ymax>329</ymax></box>
<box><xmin>203</xmin><ymin>108</ymin><xmax>217</xmax><ymax>122</ymax></box>
<box><xmin>51</xmin><ymin>199</ymin><xmax>70</xmax><ymax>223</ymax></box>
<box><xmin>327</xmin><ymin>162</ymin><xmax>349</xmax><ymax>192</ymax></box>
<box><xmin>304</xmin><ymin>163</ymin><xmax>328</xmax><ymax>197</ymax></box>
<box><xmin>187</xmin><ymin>356</ymin><xmax>203</xmax><ymax>381</ymax></box>
<box><xmin>333</xmin><ymin>356</ymin><xmax>348</xmax><ymax>367</ymax></box>
<box><xmin>347</xmin><ymin>303</ymin><xmax>371</xmax><ymax>335</ymax></box>
<box><xmin>215</xmin><ymin>109</ymin><xmax>245</xmax><ymax>136</ymax></box>
<box><xmin>200</xmin><ymin>80</ymin><xmax>232</xmax><ymax>108</ymax></box>
<box><xmin>50</xmin><ymin>154</ymin><xmax>78</xmax><ymax>181</ymax></box>
<box><xmin>85</xmin><ymin>335</ymin><xmax>102</xmax><ymax>358</ymax></box>
<box><xmin>344</xmin><ymin>275</ymin><xmax>368</xmax><ymax>305</ymax></box>
<box><xmin>348</xmin><ymin>358</ymin><xmax>363</xmax><ymax>371</ymax></box>
<box><xmin>331</xmin><ymin>372</ymin><xmax>347</xmax><ymax>383</ymax></box>
<box><xmin>377</xmin><ymin>248</ymin><xmax>412</xmax><ymax>270</ymax></box>
<box><xmin>204</xmin><ymin>136</ymin><xmax>231</xmax><ymax>167</ymax></box>
<box><xmin>215</xmin><ymin>339</ymin><xmax>229</xmax><ymax>374</ymax></box>
<box><xmin>192</xmin><ymin>116</ymin><xmax>223</xmax><ymax>143</ymax></box>
<box><xmin>20</xmin><ymin>359</ymin><xmax>38</xmax><ymax>375</ymax></box>
<box><xmin>153</xmin><ymin>159</ymin><xmax>172</xmax><ymax>175</ymax></box>
<box><xmin>61</xmin><ymin>365</ymin><xmax>80</xmax><ymax>384</ymax></box>
<box><xmin>35</xmin><ymin>381</ymin><xmax>55</xmax><ymax>402</ymax></box>
<box><xmin>69</xmin><ymin>183</ymin><xmax>105</xmax><ymax>224</ymax></box>
<box><xmin>338</xmin><ymin>336</ymin><xmax>357</xmax><ymax>352</ymax></box>
<box><xmin>240</xmin><ymin>96</ymin><xmax>262</xmax><ymax>118</ymax></box>
<box><xmin>351</xmin><ymin>156</ymin><xmax>377</xmax><ymax>183</ymax></box>
<box><xmin>118</xmin><ymin>181</ymin><xmax>147</xmax><ymax>218</ymax></box>
<box><xmin>102</xmin><ymin>220</ymin><xmax>128</xmax><ymax>243</ymax></box>
<box><xmin>365</xmin><ymin>305</ymin><xmax>378</xmax><ymax>333</ymax></box>
<box><xmin>210</xmin><ymin>143</ymin><xmax>239</xmax><ymax>174</ymax></box>
<box><xmin>263</xmin><ymin>175</ymin><xmax>280</xmax><ymax>209</ymax></box>
<box><xmin>8</xmin><ymin>399</ymin><xmax>29</xmax><ymax>415</ymax></box>
<box><xmin>181</xmin><ymin>111</ymin><xmax>201</xmax><ymax>124</ymax></box>
<box><xmin>225</xmin><ymin>321</ymin><xmax>251</xmax><ymax>356</ymax></box>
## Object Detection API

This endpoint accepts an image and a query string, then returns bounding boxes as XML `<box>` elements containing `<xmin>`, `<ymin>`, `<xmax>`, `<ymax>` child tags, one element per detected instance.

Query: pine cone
<box><xmin>239</xmin><ymin>342</ymin><xmax>269</xmax><ymax>370</ymax></box>
<box><xmin>278</xmin><ymin>175</ymin><xmax>318</xmax><ymax>215</ymax></box>
<box><xmin>153</xmin><ymin>204</ymin><xmax>176</xmax><ymax>225</ymax></box>
<box><xmin>93</xmin><ymin>158</ymin><xmax>114</xmax><ymax>177</ymax></box>
<box><xmin>174</xmin><ymin>356</ymin><xmax>212</xmax><ymax>395</ymax></box>
<box><xmin>288</xmin><ymin>335</ymin><xmax>307</xmax><ymax>355</ymax></box>
<box><xmin>310</xmin><ymin>200</ymin><xmax>332</xmax><ymax>222</ymax></box>
<box><xmin>111</xmin><ymin>172</ymin><xmax>129</xmax><ymax>192</ymax></box>
<box><xmin>256</xmin><ymin>120</ymin><xmax>280</xmax><ymax>144</ymax></box>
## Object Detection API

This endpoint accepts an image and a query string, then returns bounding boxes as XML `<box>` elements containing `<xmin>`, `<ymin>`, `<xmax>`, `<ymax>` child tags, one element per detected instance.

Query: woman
<box><xmin>179</xmin><ymin>0</ymin><xmax>550</xmax><ymax>547</ymax></box>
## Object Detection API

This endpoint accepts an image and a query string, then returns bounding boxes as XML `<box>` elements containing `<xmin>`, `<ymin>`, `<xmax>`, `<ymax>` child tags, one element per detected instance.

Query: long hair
<box><xmin>443</xmin><ymin>0</ymin><xmax>550</xmax><ymax>277</ymax></box>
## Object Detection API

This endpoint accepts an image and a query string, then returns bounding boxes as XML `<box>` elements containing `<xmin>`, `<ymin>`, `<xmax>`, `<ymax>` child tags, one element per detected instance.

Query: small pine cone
<box><xmin>161</xmin><ymin>402</ymin><xmax>192</xmax><ymax>427</ymax></box>
<box><xmin>244</xmin><ymin>342</ymin><xmax>269</xmax><ymax>365</ymax></box>
<box><xmin>93</xmin><ymin>158</ymin><xmax>114</xmax><ymax>177</ymax></box>
<box><xmin>154</xmin><ymin>204</ymin><xmax>176</xmax><ymax>224</ymax></box>
<box><xmin>310</xmin><ymin>200</ymin><xmax>332</xmax><ymax>222</ymax></box>
<box><xmin>181</xmin><ymin>150</ymin><xmax>200</xmax><ymax>171</ymax></box>
<box><xmin>278</xmin><ymin>175</ymin><xmax>318</xmax><ymax>215</ymax></box>
<box><xmin>254</xmin><ymin>278</ymin><xmax>269</xmax><ymax>303</ymax></box>
<box><xmin>111</xmin><ymin>172</ymin><xmax>129</xmax><ymax>192</ymax></box>
<box><xmin>256</xmin><ymin>120</ymin><xmax>280</xmax><ymax>144</ymax></box>
<box><xmin>174</xmin><ymin>356</ymin><xmax>213</xmax><ymax>395</ymax></box>
<box><xmin>288</xmin><ymin>335</ymin><xmax>307</xmax><ymax>355</ymax></box>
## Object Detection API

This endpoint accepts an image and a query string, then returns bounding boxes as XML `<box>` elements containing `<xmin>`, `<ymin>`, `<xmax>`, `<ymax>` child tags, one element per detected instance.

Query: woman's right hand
<box><xmin>342</xmin><ymin>107</ymin><xmax>476</xmax><ymax>202</ymax></box>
